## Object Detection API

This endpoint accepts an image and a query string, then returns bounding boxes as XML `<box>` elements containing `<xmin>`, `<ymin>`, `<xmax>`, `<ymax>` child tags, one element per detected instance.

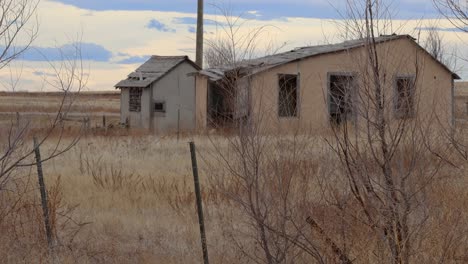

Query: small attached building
<box><xmin>115</xmin><ymin>56</ymin><xmax>200</xmax><ymax>132</ymax></box>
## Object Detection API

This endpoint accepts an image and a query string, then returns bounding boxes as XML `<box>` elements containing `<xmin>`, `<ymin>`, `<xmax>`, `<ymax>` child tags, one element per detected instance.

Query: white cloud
<box><xmin>1</xmin><ymin>0</ymin><xmax>466</xmax><ymax>91</ymax></box>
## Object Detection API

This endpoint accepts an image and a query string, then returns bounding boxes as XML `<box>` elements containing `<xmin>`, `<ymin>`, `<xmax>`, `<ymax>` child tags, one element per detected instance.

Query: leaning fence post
<box><xmin>33</xmin><ymin>137</ymin><xmax>53</xmax><ymax>253</ymax></box>
<box><xmin>189</xmin><ymin>141</ymin><xmax>209</xmax><ymax>264</ymax></box>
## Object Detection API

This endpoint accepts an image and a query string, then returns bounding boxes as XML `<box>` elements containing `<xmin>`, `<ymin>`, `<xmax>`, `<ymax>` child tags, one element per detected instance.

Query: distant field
<box><xmin>0</xmin><ymin>91</ymin><xmax>121</xmax><ymax>128</ymax></box>
<box><xmin>0</xmin><ymin>91</ymin><xmax>120</xmax><ymax>113</ymax></box>
<box><xmin>0</xmin><ymin>89</ymin><xmax>466</xmax><ymax>129</ymax></box>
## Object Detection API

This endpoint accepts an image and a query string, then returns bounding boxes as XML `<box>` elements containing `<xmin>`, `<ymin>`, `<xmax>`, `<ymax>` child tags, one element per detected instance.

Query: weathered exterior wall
<box><xmin>195</xmin><ymin>75</ymin><xmax>208</xmax><ymax>130</ymax></box>
<box><xmin>120</xmin><ymin>88</ymin><xmax>129</xmax><ymax>124</ymax></box>
<box><xmin>150</xmin><ymin>62</ymin><xmax>198</xmax><ymax>133</ymax></box>
<box><xmin>455</xmin><ymin>82</ymin><xmax>468</xmax><ymax>121</ymax></box>
<box><xmin>119</xmin><ymin>88</ymin><xmax>150</xmax><ymax>128</ymax></box>
<box><xmin>245</xmin><ymin>38</ymin><xmax>454</xmax><ymax>132</ymax></box>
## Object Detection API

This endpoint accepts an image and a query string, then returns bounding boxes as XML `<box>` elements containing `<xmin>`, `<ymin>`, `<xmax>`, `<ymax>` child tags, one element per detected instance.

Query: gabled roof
<box><xmin>200</xmin><ymin>35</ymin><xmax>460</xmax><ymax>81</ymax></box>
<box><xmin>115</xmin><ymin>55</ymin><xmax>200</xmax><ymax>89</ymax></box>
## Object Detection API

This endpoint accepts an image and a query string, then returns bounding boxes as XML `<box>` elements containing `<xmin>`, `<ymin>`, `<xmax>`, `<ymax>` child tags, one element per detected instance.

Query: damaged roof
<box><xmin>200</xmin><ymin>35</ymin><xmax>460</xmax><ymax>81</ymax></box>
<box><xmin>115</xmin><ymin>56</ymin><xmax>200</xmax><ymax>88</ymax></box>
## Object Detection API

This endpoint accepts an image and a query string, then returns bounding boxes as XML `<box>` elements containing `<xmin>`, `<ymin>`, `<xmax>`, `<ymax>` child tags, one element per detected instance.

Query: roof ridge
<box><xmin>115</xmin><ymin>55</ymin><xmax>199</xmax><ymax>88</ymax></box>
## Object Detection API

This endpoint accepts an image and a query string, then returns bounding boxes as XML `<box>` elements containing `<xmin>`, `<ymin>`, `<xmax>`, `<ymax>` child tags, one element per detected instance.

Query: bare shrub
<box><xmin>0</xmin><ymin>173</ymin><xmax>90</xmax><ymax>262</ymax></box>
<box><xmin>198</xmin><ymin>1</ymin><xmax>468</xmax><ymax>263</ymax></box>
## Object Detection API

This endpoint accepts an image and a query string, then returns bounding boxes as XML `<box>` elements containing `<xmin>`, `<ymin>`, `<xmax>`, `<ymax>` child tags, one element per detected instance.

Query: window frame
<box><xmin>327</xmin><ymin>72</ymin><xmax>357</xmax><ymax>124</ymax></box>
<box><xmin>277</xmin><ymin>73</ymin><xmax>300</xmax><ymax>118</ymax></box>
<box><xmin>153</xmin><ymin>100</ymin><xmax>166</xmax><ymax>113</ymax></box>
<box><xmin>393</xmin><ymin>75</ymin><xmax>416</xmax><ymax>119</ymax></box>
<box><xmin>129</xmin><ymin>87</ymin><xmax>142</xmax><ymax>112</ymax></box>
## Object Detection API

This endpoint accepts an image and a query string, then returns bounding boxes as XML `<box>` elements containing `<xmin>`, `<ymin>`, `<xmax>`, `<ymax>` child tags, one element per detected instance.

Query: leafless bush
<box><xmin>0</xmin><ymin>174</ymin><xmax>90</xmax><ymax>262</ymax></box>
<box><xmin>199</xmin><ymin>1</ymin><xmax>468</xmax><ymax>263</ymax></box>
<box><xmin>313</xmin><ymin>1</ymin><xmax>468</xmax><ymax>263</ymax></box>
<box><xmin>0</xmin><ymin>1</ymin><xmax>90</xmax><ymax>261</ymax></box>
<box><xmin>433</xmin><ymin>0</ymin><xmax>468</xmax><ymax>32</ymax></box>
<box><xmin>205</xmin><ymin>4</ymin><xmax>285</xmax><ymax>69</ymax></box>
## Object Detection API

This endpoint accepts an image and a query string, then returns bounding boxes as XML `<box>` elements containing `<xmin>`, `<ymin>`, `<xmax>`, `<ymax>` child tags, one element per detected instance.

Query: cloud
<box><xmin>415</xmin><ymin>27</ymin><xmax>467</xmax><ymax>33</ymax></box>
<box><xmin>11</xmin><ymin>42</ymin><xmax>113</xmax><ymax>62</ymax></box>
<box><xmin>48</xmin><ymin>0</ymin><xmax>443</xmax><ymax>20</ymax></box>
<box><xmin>33</xmin><ymin>71</ymin><xmax>56</xmax><ymax>77</ymax></box>
<box><xmin>172</xmin><ymin>17</ymin><xmax>219</xmax><ymax>25</ymax></box>
<box><xmin>146</xmin><ymin>19</ymin><xmax>176</xmax><ymax>33</ymax></box>
<box><xmin>186</xmin><ymin>26</ymin><xmax>214</xmax><ymax>34</ymax></box>
<box><xmin>16</xmin><ymin>0</ymin><xmax>468</xmax><ymax>91</ymax></box>
<box><xmin>116</xmin><ymin>55</ymin><xmax>151</xmax><ymax>64</ymax></box>
<box><xmin>178</xmin><ymin>48</ymin><xmax>195</xmax><ymax>54</ymax></box>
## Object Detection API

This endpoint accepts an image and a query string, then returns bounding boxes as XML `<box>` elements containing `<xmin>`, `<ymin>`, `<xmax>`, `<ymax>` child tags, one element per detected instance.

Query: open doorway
<box><xmin>207</xmin><ymin>78</ymin><xmax>250</xmax><ymax>128</ymax></box>
<box><xmin>208</xmin><ymin>81</ymin><xmax>233</xmax><ymax>127</ymax></box>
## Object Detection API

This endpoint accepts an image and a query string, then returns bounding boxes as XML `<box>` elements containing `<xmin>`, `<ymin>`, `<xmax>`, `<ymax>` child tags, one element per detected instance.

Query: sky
<box><xmin>1</xmin><ymin>0</ymin><xmax>468</xmax><ymax>91</ymax></box>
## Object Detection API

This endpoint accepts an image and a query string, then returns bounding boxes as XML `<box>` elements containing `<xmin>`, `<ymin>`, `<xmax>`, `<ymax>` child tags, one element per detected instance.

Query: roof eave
<box><xmin>114</xmin><ymin>83</ymin><xmax>152</xmax><ymax>89</ymax></box>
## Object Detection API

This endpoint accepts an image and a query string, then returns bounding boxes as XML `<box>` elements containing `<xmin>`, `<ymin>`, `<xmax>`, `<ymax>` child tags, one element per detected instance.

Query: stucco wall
<box><xmin>245</xmin><ymin>38</ymin><xmax>454</xmax><ymax>133</ymax></box>
<box><xmin>455</xmin><ymin>82</ymin><xmax>468</xmax><ymax>121</ymax></box>
<box><xmin>150</xmin><ymin>62</ymin><xmax>198</xmax><ymax>133</ymax></box>
<box><xmin>195</xmin><ymin>75</ymin><xmax>208</xmax><ymax>130</ymax></box>
<box><xmin>120</xmin><ymin>88</ymin><xmax>129</xmax><ymax>124</ymax></box>
<box><xmin>119</xmin><ymin>87</ymin><xmax>151</xmax><ymax>129</ymax></box>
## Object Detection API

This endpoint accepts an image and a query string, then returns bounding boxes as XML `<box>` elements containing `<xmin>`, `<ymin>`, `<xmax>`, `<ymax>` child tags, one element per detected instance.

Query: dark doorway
<box><xmin>208</xmin><ymin>81</ymin><xmax>233</xmax><ymax>127</ymax></box>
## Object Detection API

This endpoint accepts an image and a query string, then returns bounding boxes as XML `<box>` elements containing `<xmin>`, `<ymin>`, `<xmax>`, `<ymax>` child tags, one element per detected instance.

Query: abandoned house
<box><xmin>115</xmin><ymin>56</ymin><xmax>200</xmax><ymax>132</ymax></box>
<box><xmin>195</xmin><ymin>34</ymin><xmax>460</xmax><ymax>131</ymax></box>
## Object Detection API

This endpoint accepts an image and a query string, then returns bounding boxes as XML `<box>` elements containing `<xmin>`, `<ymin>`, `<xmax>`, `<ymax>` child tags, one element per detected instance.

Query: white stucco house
<box><xmin>115</xmin><ymin>56</ymin><xmax>200</xmax><ymax>132</ymax></box>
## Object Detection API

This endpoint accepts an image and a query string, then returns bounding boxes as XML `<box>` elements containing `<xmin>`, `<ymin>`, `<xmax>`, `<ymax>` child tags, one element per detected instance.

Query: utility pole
<box><xmin>196</xmin><ymin>0</ymin><xmax>204</xmax><ymax>68</ymax></box>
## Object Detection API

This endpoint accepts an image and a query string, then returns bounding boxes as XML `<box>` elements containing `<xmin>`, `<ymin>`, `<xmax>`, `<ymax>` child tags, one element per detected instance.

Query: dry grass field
<box><xmin>2</xmin><ymin>133</ymin><xmax>465</xmax><ymax>263</ymax></box>
<box><xmin>0</xmin><ymin>91</ymin><xmax>121</xmax><ymax>129</ymax></box>
<box><xmin>0</xmin><ymin>92</ymin><xmax>467</xmax><ymax>263</ymax></box>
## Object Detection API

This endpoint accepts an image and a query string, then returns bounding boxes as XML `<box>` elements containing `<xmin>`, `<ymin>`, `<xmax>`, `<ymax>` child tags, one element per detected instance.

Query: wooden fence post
<box><xmin>102</xmin><ymin>115</ymin><xmax>106</xmax><ymax>128</ymax></box>
<box><xmin>33</xmin><ymin>137</ymin><xmax>53</xmax><ymax>252</ymax></box>
<box><xmin>189</xmin><ymin>141</ymin><xmax>209</xmax><ymax>264</ymax></box>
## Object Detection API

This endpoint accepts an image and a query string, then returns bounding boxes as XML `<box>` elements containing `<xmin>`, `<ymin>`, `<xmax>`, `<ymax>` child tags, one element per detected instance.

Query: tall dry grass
<box><xmin>0</xmin><ymin>131</ymin><xmax>466</xmax><ymax>263</ymax></box>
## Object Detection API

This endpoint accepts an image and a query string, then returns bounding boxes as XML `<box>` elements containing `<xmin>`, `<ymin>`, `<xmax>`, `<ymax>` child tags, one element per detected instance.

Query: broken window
<box><xmin>154</xmin><ymin>101</ymin><xmax>166</xmax><ymax>113</ymax></box>
<box><xmin>394</xmin><ymin>77</ymin><xmax>415</xmax><ymax>118</ymax></box>
<box><xmin>278</xmin><ymin>74</ymin><xmax>299</xmax><ymax>117</ymax></box>
<box><xmin>329</xmin><ymin>74</ymin><xmax>356</xmax><ymax>124</ymax></box>
<box><xmin>129</xmin><ymin>88</ymin><xmax>142</xmax><ymax>112</ymax></box>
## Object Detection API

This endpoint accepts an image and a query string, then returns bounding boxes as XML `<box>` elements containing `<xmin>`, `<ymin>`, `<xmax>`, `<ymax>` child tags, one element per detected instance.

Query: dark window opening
<box><xmin>129</xmin><ymin>88</ymin><xmax>142</xmax><ymax>112</ymax></box>
<box><xmin>329</xmin><ymin>74</ymin><xmax>356</xmax><ymax>125</ymax></box>
<box><xmin>395</xmin><ymin>77</ymin><xmax>415</xmax><ymax>118</ymax></box>
<box><xmin>278</xmin><ymin>74</ymin><xmax>298</xmax><ymax>117</ymax></box>
<box><xmin>154</xmin><ymin>101</ymin><xmax>166</xmax><ymax>113</ymax></box>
